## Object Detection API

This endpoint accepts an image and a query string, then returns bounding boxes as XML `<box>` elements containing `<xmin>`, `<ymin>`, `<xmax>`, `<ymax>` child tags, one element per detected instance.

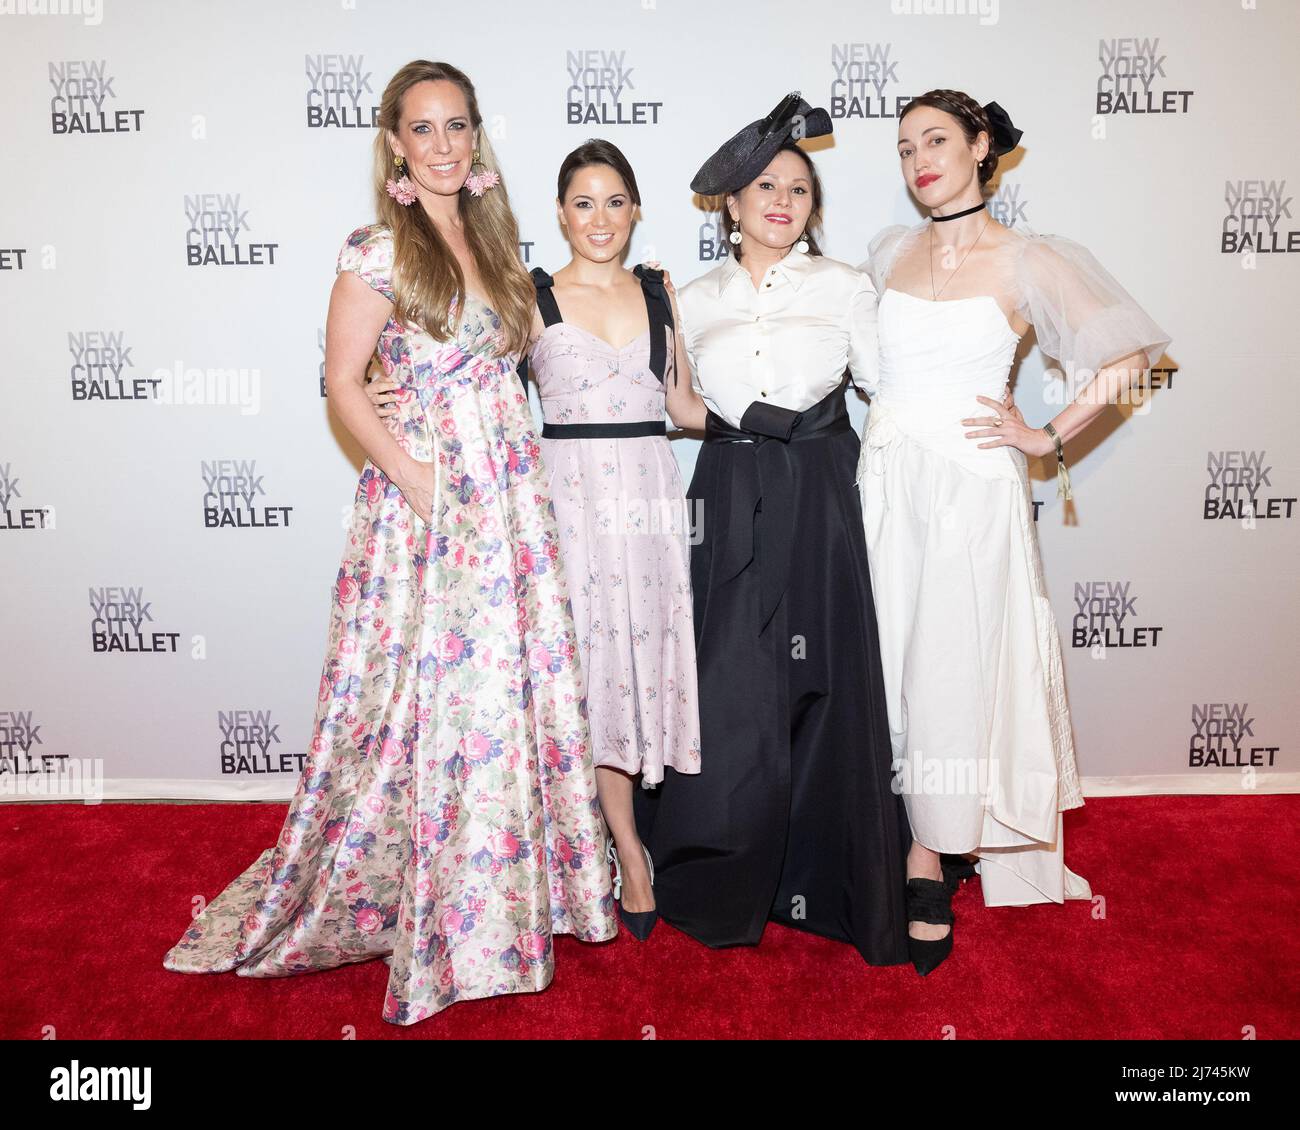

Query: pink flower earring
<box><xmin>464</xmin><ymin>148</ymin><xmax>499</xmax><ymax>198</ymax></box>
<box><xmin>385</xmin><ymin>154</ymin><xmax>417</xmax><ymax>206</ymax></box>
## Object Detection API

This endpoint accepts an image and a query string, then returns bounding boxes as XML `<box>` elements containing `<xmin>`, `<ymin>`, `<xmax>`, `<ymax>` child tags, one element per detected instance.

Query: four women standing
<box><xmin>165</xmin><ymin>60</ymin><xmax>1171</xmax><ymax>1017</ymax></box>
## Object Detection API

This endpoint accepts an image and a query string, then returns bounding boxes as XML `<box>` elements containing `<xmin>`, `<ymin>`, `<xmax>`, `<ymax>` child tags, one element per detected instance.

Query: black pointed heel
<box><xmin>618</xmin><ymin>904</ymin><xmax>658</xmax><ymax>941</ymax></box>
<box><xmin>610</xmin><ymin>840</ymin><xmax>658</xmax><ymax>941</ymax></box>
<box><xmin>906</xmin><ymin>877</ymin><xmax>955</xmax><ymax>976</ymax></box>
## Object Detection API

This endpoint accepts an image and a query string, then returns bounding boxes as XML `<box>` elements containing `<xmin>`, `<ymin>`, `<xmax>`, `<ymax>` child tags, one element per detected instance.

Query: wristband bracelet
<box><xmin>1043</xmin><ymin>422</ymin><xmax>1072</xmax><ymax>501</ymax></box>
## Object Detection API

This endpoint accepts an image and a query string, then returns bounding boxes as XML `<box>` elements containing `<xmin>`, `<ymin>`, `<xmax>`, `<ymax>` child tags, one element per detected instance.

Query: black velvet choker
<box><xmin>931</xmin><ymin>202</ymin><xmax>987</xmax><ymax>223</ymax></box>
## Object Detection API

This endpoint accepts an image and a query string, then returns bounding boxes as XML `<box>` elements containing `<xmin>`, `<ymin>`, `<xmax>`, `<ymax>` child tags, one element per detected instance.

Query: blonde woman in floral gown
<box><xmin>163</xmin><ymin>61</ymin><xmax>616</xmax><ymax>1025</ymax></box>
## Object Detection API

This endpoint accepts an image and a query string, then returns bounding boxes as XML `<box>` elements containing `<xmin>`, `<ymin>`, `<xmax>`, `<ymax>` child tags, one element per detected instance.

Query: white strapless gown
<box><xmin>856</xmin><ymin>288</ymin><xmax>1091</xmax><ymax>907</ymax></box>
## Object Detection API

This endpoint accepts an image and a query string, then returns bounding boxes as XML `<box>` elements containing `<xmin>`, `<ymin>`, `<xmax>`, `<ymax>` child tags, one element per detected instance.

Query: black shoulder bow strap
<box><xmin>517</xmin><ymin>267</ymin><xmax>559</xmax><ymax>388</ymax></box>
<box><xmin>632</xmin><ymin>264</ymin><xmax>676</xmax><ymax>386</ymax></box>
<box><xmin>530</xmin><ymin>267</ymin><xmax>562</xmax><ymax>326</ymax></box>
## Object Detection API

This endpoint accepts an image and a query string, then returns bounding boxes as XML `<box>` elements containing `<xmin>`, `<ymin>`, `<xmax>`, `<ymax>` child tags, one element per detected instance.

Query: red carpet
<box><xmin>1</xmin><ymin>795</ymin><xmax>1294</xmax><ymax>1039</ymax></box>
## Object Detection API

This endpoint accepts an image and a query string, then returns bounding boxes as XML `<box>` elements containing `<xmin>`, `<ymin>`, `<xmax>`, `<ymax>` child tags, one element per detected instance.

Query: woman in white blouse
<box><xmin>634</xmin><ymin>94</ymin><xmax>911</xmax><ymax>967</ymax></box>
<box><xmin>857</xmin><ymin>90</ymin><xmax>1171</xmax><ymax>974</ymax></box>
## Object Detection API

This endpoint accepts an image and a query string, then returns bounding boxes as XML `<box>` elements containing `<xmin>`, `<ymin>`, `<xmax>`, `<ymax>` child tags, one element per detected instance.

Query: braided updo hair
<box><xmin>900</xmin><ymin>89</ymin><xmax>1000</xmax><ymax>187</ymax></box>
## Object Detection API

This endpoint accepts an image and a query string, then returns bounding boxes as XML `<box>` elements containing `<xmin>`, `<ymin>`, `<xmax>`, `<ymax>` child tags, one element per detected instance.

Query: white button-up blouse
<box><xmin>677</xmin><ymin>249</ymin><xmax>880</xmax><ymax>428</ymax></box>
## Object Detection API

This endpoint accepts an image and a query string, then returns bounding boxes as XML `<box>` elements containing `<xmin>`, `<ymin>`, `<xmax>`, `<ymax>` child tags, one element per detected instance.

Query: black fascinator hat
<box><xmin>690</xmin><ymin>92</ymin><xmax>832</xmax><ymax>196</ymax></box>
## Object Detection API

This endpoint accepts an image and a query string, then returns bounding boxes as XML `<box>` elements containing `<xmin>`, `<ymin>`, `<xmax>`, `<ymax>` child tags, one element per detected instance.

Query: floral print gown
<box><xmin>163</xmin><ymin>223</ymin><xmax>617</xmax><ymax>1025</ymax></box>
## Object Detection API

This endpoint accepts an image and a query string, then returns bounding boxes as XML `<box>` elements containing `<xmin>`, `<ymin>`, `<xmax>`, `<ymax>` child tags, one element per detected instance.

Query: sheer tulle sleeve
<box><xmin>1012</xmin><ymin>232</ymin><xmax>1170</xmax><ymax>380</ymax></box>
<box><xmin>336</xmin><ymin>223</ymin><xmax>395</xmax><ymax>303</ymax></box>
<box><xmin>857</xmin><ymin>223</ymin><xmax>921</xmax><ymax>295</ymax></box>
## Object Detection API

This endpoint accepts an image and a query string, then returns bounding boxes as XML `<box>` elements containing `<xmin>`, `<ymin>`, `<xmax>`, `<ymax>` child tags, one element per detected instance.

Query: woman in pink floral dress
<box><xmin>162</xmin><ymin>61</ymin><xmax>616</xmax><ymax>1025</ymax></box>
<box><xmin>525</xmin><ymin>143</ymin><xmax>706</xmax><ymax>940</ymax></box>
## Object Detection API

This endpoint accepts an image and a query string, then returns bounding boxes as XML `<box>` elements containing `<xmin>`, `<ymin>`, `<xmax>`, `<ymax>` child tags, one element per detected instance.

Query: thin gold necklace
<box><xmin>929</xmin><ymin>216</ymin><xmax>990</xmax><ymax>300</ymax></box>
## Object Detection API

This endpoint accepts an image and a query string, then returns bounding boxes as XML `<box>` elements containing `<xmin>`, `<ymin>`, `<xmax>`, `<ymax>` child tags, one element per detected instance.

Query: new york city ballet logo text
<box><xmin>988</xmin><ymin>182</ymin><xmax>1029</xmax><ymax>228</ymax></box>
<box><xmin>698</xmin><ymin>219</ymin><xmax>731</xmax><ymax>262</ymax></box>
<box><xmin>219</xmin><ymin>710</ymin><xmax>302</xmax><ymax>775</ymax></box>
<box><xmin>1188</xmin><ymin>704</ymin><xmax>1280</xmax><ymax>769</ymax></box>
<box><xmin>565</xmin><ymin>50</ymin><xmax>661</xmax><ymax>125</ymax></box>
<box><xmin>201</xmin><ymin>460</ymin><xmax>294</xmax><ymax>528</ymax></box>
<box><xmin>89</xmin><ymin>586</ymin><xmax>181</xmax><ymax>654</ymax></box>
<box><xmin>306</xmin><ymin>54</ymin><xmax>378</xmax><ymax>128</ymax></box>
<box><xmin>1095</xmin><ymin>37</ymin><xmax>1193</xmax><ymax>116</ymax></box>
<box><xmin>1071</xmin><ymin>581</ymin><xmax>1163</xmax><ymax>649</ymax></box>
<box><xmin>49</xmin><ymin>59</ymin><xmax>144</xmax><ymax>134</ymax></box>
<box><xmin>828</xmin><ymin>42</ymin><xmax>915</xmax><ymax>120</ymax></box>
<box><xmin>1203</xmin><ymin>450</ymin><xmax>1295</xmax><ymax>521</ymax></box>
<box><xmin>0</xmin><ymin>711</ymin><xmax>63</xmax><ymax>776</ymax></box>
<box><xmin>1221</xmin><ymin>180</ymin><xmax>1298</xmax><ymax>255</ymax></box>
<box><xmin>185</xmin><ymin>195</ymin><xmax>279</xmax><ymax>267</ymax></box>
<box><xmin>0</xmin><ymin>462</ymin><xmax>50</xmax><ymax>531</ymax></box>
<box><xmin>67</xmin><ymin>330</ymin><xmax>158</xmax><ymax>402</ymax></box>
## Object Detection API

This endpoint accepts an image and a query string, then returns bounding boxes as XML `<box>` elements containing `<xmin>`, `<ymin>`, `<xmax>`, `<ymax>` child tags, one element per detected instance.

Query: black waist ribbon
<box><xmin>702</xmin><ymin>385</ymin><xmax>852</xmax><ymax>633</ymax></box>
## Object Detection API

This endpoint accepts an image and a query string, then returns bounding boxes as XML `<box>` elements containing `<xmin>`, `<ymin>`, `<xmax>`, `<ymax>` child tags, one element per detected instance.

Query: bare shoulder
<box><xmin>527</xmin><ymin>304</ymin><xmax>546</xmax><ymax>344</ymax></box>
<box><xmin>548</xmin><ymin>261</ymin><xmax>575</xmax><ymax>293</ymax></box>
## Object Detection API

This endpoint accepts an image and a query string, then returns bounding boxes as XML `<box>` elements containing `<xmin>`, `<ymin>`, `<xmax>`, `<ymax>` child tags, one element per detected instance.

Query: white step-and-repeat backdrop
<box><xmin>1</xmin><ymin>0</ymin><xmax>1296</xmax><ymax>801</ymax></box>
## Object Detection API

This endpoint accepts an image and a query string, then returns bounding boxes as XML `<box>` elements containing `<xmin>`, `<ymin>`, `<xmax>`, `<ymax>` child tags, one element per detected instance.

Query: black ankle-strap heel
<box><xmin>906</xmin><ymin>877</ymin><xmax>955</xmax><ymax>976</ymax></box>
<box><xmin>940</xmin><ymin>853</ymin><xmax>978</xmax><ymax>891</ymax></box>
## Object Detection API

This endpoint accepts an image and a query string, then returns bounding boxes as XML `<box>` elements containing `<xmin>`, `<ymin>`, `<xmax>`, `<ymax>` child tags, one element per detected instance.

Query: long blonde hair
<box><xmin>373</xmin><ymin>61</ymin><xmax>533</xmax><ymax>354</ymax></box>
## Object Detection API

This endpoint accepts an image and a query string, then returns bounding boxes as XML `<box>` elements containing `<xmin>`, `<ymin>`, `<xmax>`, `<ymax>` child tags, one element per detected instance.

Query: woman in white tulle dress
<box><xmin>856</xmin><ymin>90</ymin><xmax>1171</xmax><ymax>974</ymax></box>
